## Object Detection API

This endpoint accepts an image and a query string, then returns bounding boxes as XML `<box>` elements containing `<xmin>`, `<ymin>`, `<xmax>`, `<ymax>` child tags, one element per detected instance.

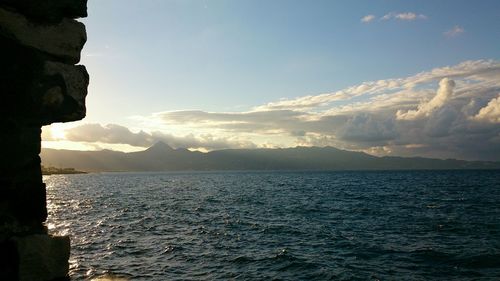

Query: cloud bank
<box><xmin>63</xmin><ymin>123</ymin><xmax>256</xmax><ymax>151</ymax></box>
<box><xmin>48</xmin><ymin>60</ymin><xmax>500</xmax><ymax>161</ymax></box>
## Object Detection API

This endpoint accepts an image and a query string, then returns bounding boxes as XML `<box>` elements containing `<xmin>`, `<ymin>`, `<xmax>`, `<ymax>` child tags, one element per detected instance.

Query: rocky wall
<box><xmin>0</xmin><ymin>1</ymin><xmax>88</xmax><ymax>280</ymax></box>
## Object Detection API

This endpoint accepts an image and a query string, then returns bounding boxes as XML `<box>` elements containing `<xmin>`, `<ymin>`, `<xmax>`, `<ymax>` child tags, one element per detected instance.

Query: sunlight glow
<box><xmin>42</xmin><ymin>140</ymin><xmax>145</xmax><ymax>152</ymax></box>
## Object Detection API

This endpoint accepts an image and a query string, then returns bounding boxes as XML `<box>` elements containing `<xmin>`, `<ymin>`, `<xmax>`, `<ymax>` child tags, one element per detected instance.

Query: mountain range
<box><xmin>40</xmin><ymin>141</ymin><xmax>500</xmax><ymax>172</ymax></box>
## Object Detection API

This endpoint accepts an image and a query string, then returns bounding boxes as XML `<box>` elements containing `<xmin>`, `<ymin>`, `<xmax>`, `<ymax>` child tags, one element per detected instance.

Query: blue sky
<box><xmin>43</xmin><ymin>0</ymin><xmax>500</xmax><ymax>160</ymax></box>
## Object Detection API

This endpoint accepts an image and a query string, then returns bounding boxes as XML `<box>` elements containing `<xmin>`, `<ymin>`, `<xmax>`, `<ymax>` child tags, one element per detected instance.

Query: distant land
<box><xmin>40</xmin><ymin>141</ymin><xmax>500</xmax><ymax>172</ymax></box>
<box><xmin>41</xmin><ymin>165</ymin><xmax>86</xmax><ymax>175</ymax></box>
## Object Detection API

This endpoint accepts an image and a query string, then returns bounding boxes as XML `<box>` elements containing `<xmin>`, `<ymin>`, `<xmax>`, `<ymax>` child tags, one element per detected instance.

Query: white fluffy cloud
<box><xmin>473</xmin><ymin>95</ymin><xmax>500</xmax><ymax>123</ymax></box>
<box><xmin>256</xmin><ymin>60</ymin><xmax>500</xmax><ymax>112</ymax></box>
<box><xmin>361</xmin><ymin>14</ymin><xmax>376</xmax><ymax>23</ymax></box>
<box><xmin>396</xmin><ymin>78</ymin><xmax>456</xmax><ymax>120</ymax></box>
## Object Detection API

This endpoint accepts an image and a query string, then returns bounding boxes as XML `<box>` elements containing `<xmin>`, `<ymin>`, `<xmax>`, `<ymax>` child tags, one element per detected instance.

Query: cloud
<box><xmin>381</xmin><ymin>12</ymin><xmax>427</xmax><ymax>21</ymax></box>
<box><xmin>360</xmin><ymin>12</ymin><xmax>427</xmax><ymax>24</ymax></box>
<box><xmin>339</xmin><ymin>114</ymin><xmax>398</xmax><ymax>143</ymax></box>
<box><xmin>361</xmin><ymin>14</ymin><xmax>376</xmax><ymax>23</ymax></box>
<box><xmin>137</xmin><ymin>60</ymin><xmax>500</xmax><ymax>160</ymax></box>
<box><xmin>156</xmin><ymin>110</ymin><xmax>308</xmax><ymax>125</ymax></box>
<box><xmin>254</xmin><ymin>80</ymin><xmax>401</xmax><ymax>111</ymax></box>
<box><xmin>256</xmin><ymin>60</ymin><xmax>500</xmax><ymax>113</ymax></box>
<box><xmin>396</xmin><ymin>78</ymin><xmax>456</xmax><ymax>120</ymax></box>
<box><xmin>473</xmin><ymin>95</ymin><xmax>500</xmax><ymax>123</ymax></box>
<box><xmin>54</xmin><ymin>60</ymin><xmax>500</xmax><ymax>161</ymax></box>
<box><xmin>65</xmin><ymin>124</ymin><xmax>152</xmax><ymax>147</ymax></box>
<box><xmin>64</xmin><ymin>123</ymin><xmax>257</xmax><ymax>150</ymax></box>
<box><xmin>154</xmin><ymin>110</ymin><xmax>312</xmax><ymax>134</ymax></box>
<box><xmin>41</xmin><ymin>127</ymin><xmax>56</xmax><ymax>141</ymax></box>
<box><xmin>444</xmin><ymin>25</ymin><xmax>465</xmax><ymax>38</ymax></box>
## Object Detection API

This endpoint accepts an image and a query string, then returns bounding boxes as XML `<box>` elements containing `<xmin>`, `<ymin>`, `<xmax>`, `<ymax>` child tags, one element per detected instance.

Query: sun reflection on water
<box><xmin>90</xmin><ymin>275</ymin><xmax>129</xmax><ymax>281</ymax></box>
<box><xmin>45</xmin><ymin>175</ymin><xmax>72</xmax><ymax>236</ymax></box>
<box><xmin>45</xmin><ymin>174</ymin><xmax>81</xmax><ymax>276</ymax></box>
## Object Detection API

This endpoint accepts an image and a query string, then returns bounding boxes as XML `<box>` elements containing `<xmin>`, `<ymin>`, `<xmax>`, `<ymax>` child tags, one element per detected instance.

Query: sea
<box><xmin>45</xmin><ymin>170</ymin><xmax>500</xmax><ymax>280</ymax></box>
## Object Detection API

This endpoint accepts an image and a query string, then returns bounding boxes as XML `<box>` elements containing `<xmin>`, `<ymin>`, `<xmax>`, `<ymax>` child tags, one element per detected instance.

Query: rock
<box><xmin>42</xmin><ymin>87</ymin><xmax>65</xmax><ymax>108</ymax></box>
<box><xmin>42</xmin><ymin>61</ymin><xmax>89</xmax><ymax>123</ymax></box>
<box><xmin>0</xmin><ymin>125</ymin><xmax>41</xmax><ymax>172</ymax></box>
<box><xmin>0</xmin><ymin>0</ymin><xmax>87</xmax><ymax>23</ymax></box>
<box><xmin>0</xmin><ymin>124</ymin><xmax>46</xmax><ymax>231</ymax></box>
<box><xmin>14</xmin><ymin>234</ymin><xmax>70</xmax><ymax>281</ymax></box>
<box><xmin>0</xmin><ymin>37</ymin><xmax>88</xmax><ymax>124</ymax></box>
<box><xmin>0</xmin><ymin>7</ymin><xmax>86</xmax><ymax>64</ymax></box>
<box><xmin>0</xmin><ymin>35</ymin><xmax>45</xmax><ymax>123</ymax></box>
<box><xmin>0</xmin><ymin>38</ymin><xmax>89</xmax><ymax>125</ymax></box>
<box><xmin>0</xmin><ymin>181</ymin><xmax>47</xmax><ymax>231</ymax></box>
<box><xmin>0</xmin><ymin>0</ymin><xmax>88</xmax><ymax>279</ymax></box>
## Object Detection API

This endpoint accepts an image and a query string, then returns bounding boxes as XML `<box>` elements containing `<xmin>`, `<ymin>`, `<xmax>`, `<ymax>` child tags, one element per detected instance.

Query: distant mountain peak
<box><xmin>146</xmin><ymin>141</ymin><xmax>174</xmax><ymax>152</ymax></box>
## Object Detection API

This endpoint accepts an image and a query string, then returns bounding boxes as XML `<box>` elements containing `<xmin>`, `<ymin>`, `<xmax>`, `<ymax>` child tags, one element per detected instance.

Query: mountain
<box><xmin>40</xmin><ymin>142</ymin><xmax>500</xmax><ymax>172</ymax></box>
<box><xmin>143</xmin><ymin>141</ymin><xmax>174</xmax><ymax>153</ymax></box>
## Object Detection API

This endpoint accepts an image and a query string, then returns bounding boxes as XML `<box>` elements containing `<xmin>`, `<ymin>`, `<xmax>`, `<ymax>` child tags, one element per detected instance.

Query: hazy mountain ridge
<box><xmin>41</xmin><ymin>142</ymin><xmax>500</xmax><ymax>172</ymax></box>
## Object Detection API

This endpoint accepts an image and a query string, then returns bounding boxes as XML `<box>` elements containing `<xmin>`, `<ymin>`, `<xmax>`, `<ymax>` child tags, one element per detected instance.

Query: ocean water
<box><xmin>45</xmin><ymin>170</ymin><xmax>500</xmax><ymax>280</ymax></box>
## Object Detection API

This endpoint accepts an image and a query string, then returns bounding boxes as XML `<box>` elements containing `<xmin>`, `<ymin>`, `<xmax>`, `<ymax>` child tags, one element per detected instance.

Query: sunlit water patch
<box><xmin>45</xmin><ymin>170</ymin><xmax>500</xmax><ymax>280</ymax></box>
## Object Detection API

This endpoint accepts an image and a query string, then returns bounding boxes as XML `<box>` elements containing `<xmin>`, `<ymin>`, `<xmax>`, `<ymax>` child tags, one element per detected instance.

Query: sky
<box><xmin>42</xmin><ymin>0</ymin><xmax>500</xmax><ymax>161</ymax></box>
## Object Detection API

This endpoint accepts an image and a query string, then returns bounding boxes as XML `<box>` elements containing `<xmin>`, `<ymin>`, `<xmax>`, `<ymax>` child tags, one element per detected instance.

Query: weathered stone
<box><xmin>14</xmin><ymin>235</ymin><xmax>70</xmax><ymax>281</ymax></box>
<box><xmin>0</xmin><ymin>7</ymin><xmax>86</xmax><ymax>64</ymax></box>
<box><xmin>0</xmin><ymin>0</ymin><xmax>88</xmax><ymax>279</ymax></box>
<box><xmin>0</xmin><ymin>125</ymin><xmax>41</xmax><ymax>173</ymax></box>
<box><xmin>0</xmin><ymin>182</ymin><xmax>47</xmax><ymax>226</ymax></box>
<box><xmin>0</xmin><ymin>0</ymin><xmax>87</xmax><ymax>23</ymax></box>
<box><xmin>43</xmin><ymin>61</ymin><xmax>89</xmax><ymax>123</ymax></box>
<box><xmin>0</xmin><ymin>35</ymin><xmax>88</xmax><ymax>124</ymax></box>
<box><xmin>0</xmin><ymin>35</ymin><xmax>44</xmax><ymax>123</ymax></box>
<box><xmin>42</xmin><ymin>87</ymin><xmax>65</xmax><ymax>108</ymax></box>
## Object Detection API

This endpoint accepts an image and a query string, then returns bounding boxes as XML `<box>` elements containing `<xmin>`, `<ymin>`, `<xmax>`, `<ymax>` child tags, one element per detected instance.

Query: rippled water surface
<box><xmin>45</xmin><ymin>170</ymin><xmax>500</xmax><ymax>280</ymax></box>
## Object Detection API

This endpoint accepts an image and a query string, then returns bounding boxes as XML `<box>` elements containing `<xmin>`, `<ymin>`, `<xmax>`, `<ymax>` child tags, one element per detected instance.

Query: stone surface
<box><xmin>0</xmin><ymin>124</ymin><xmax>45</xmax><ymax>230</ymax></box>
<box><xmin>0</xmin><ymin>0</ymin><xmax>87</xmax><ymax>23</ymax></box>
<box><xmin>43</xmin><ymin>61</ymin><xmax>89</xmax><ymax>123</ymax></box>
<box><xmin>14</xmin><ymin>235</ymin><xmax>70</xmax><ymax>281</ymax></box>
<box><xmin>0</xmin><ymin>0</ymin><xmax>88</xmax><ymax>279</ymax></box>
<box><xmin>0</xmin><ymin>36</ymin><xmax>89</xmax><ymax>125</ymax></box>
<box><xmin>0</xmin><ymin>7</ymin><xmax>86</xmax><ymax>64</ymax></box>
<box><xmin>0</xmin><ymin>125</ymin><xmax>41</xmax><ymax>175</ymax></box>
<box><xmin>0</xmin><ymin>182</ymin><xmax>47</xmax><ymax>228</ymax></box>
<box><xmin>0</xmin><ymin>35</ymin><xmax>45</xmax><ymax>125</ymax></box>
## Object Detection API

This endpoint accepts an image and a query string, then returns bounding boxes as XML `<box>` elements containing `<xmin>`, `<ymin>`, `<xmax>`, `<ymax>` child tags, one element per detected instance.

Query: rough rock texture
<box><xmin>0</xmin><ymin>0</ymin><xmax>88</xmax><ymax>280</ymax></box>
<box><xmin>0</xmin><ymin>7</ymin><xmax>86</xmax><ymax>64</ymax></box>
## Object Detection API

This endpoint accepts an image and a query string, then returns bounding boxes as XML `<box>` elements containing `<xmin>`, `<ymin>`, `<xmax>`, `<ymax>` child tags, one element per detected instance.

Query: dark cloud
<box><xmin>338</xmin><ymin>114</ymin><xmax>398</xmax><ymax>143</ymax></box>
<box><xmin>65</xmin><ymin>124</ymin><xmax>154</xmax><ymax>147</ymax></box>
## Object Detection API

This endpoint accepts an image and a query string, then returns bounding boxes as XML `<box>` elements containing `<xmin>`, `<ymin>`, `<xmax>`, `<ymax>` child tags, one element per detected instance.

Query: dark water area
<box><xmin>45</xmin><ymin>170</ymin><xmax>500</xmax><ymax>280</ymax></box>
